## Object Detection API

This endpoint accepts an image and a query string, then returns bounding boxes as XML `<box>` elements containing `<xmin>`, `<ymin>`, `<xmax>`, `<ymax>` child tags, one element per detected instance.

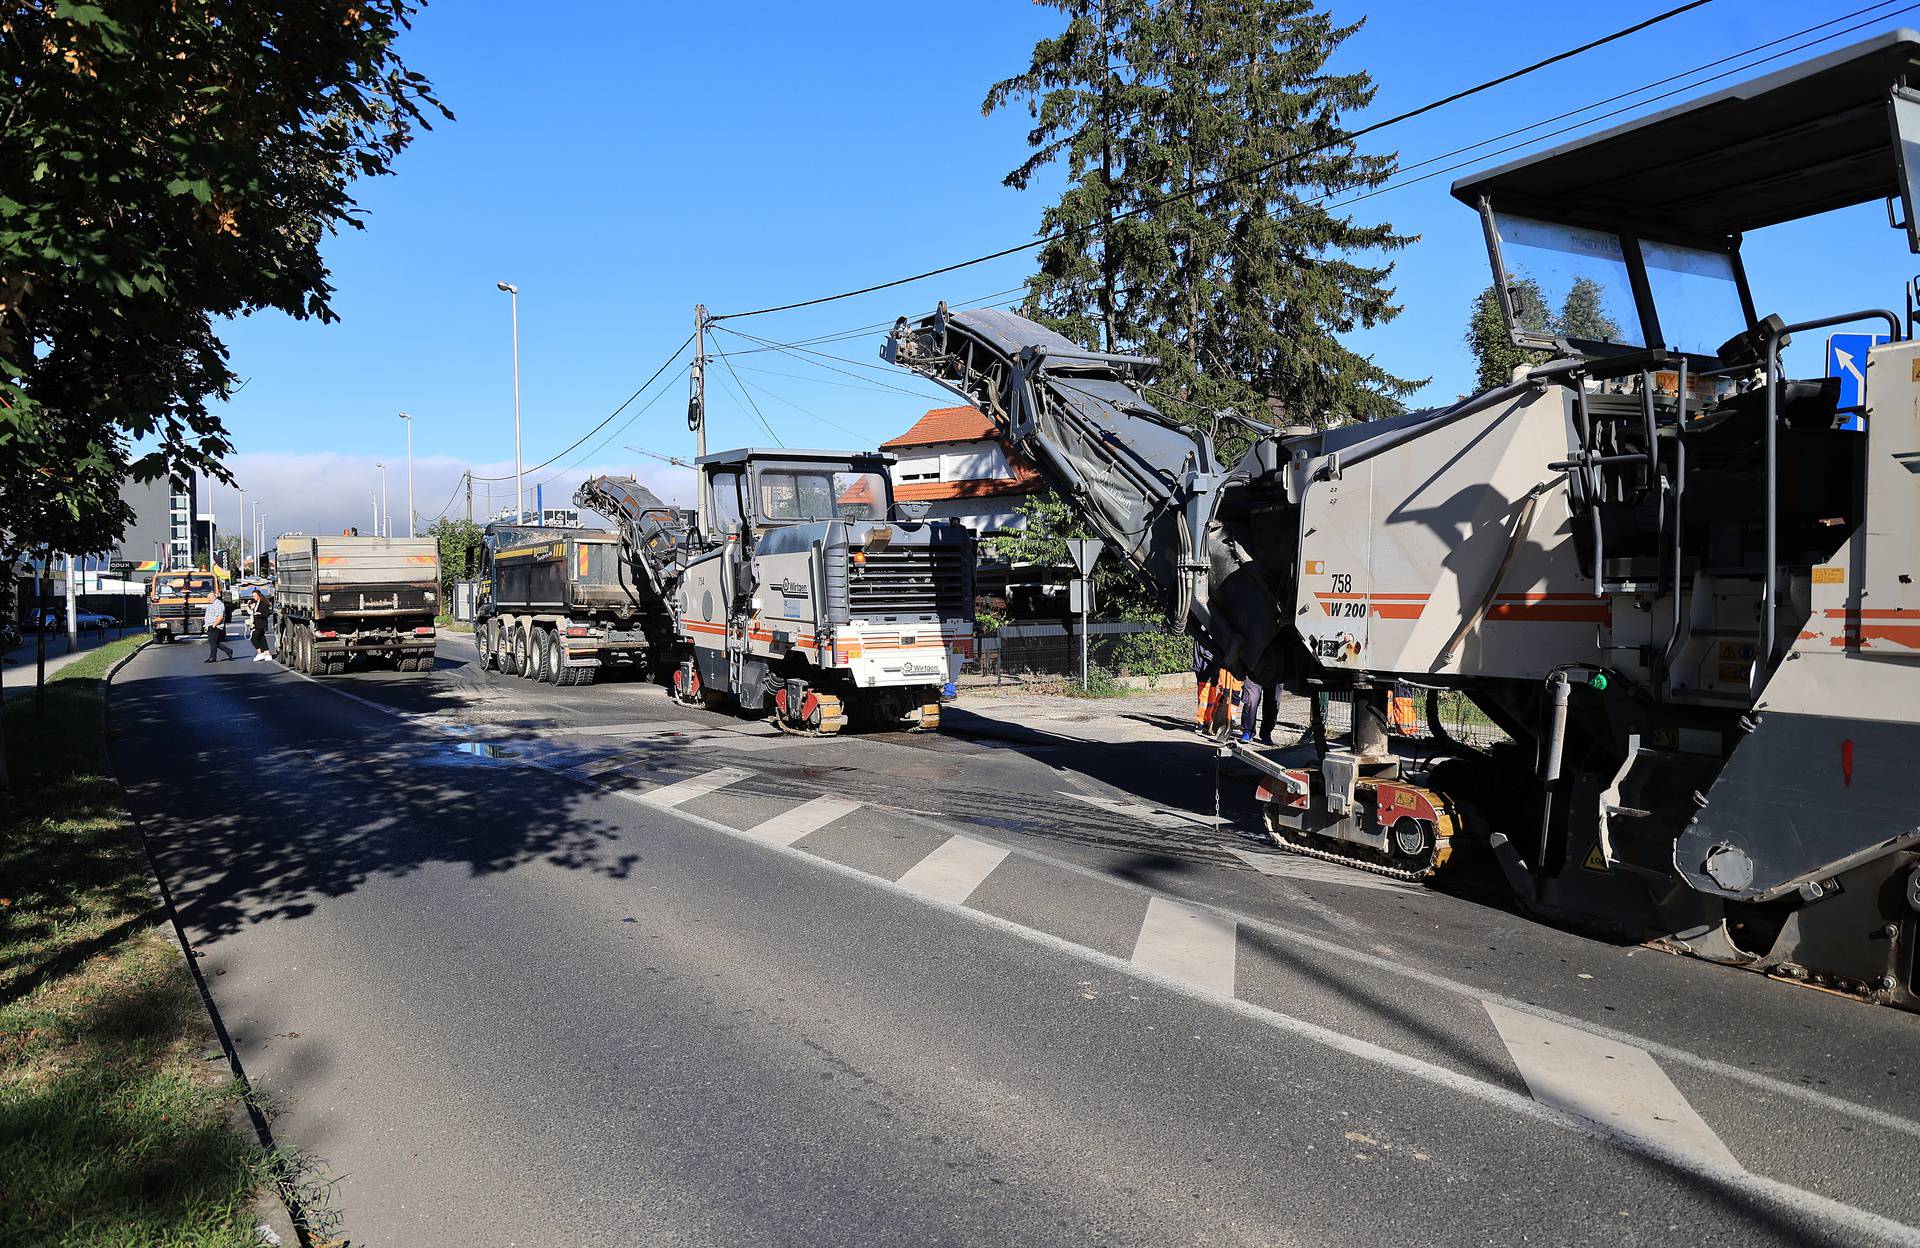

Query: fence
<box><xmin>975</xmin><ymin>621</ymin><xmax>1192</xmax><ymax>679</ymax></box>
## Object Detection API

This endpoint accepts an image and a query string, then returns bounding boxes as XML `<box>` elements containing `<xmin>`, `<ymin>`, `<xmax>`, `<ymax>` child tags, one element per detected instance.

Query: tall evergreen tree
<box><xmin>1557</xmin><ymin>276</ymin><xmax>1624</xmax><ymax>343</ymax></box>
<box><xmin>987</xmin><ymin>0</ymin><xmax>1423</xmax><ymax>436</ymax></box>
<box><xmin>1465</xmin><ymin>278</ymin><xmax>1550</xmax><ymax>391</ymax></box>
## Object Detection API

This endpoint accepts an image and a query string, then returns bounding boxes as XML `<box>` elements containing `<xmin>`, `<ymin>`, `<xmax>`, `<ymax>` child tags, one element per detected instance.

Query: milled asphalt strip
<box><xmin>273</xmin><ymin>656</ymin><xmax>1920</xmax><ymax>1148</ymax></box>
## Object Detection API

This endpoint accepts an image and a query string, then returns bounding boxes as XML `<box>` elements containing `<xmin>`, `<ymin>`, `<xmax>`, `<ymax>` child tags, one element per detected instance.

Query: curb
<box><xmin>99</xmin><ymin>640</ymin><xmax>317</xmax><ymax>1248</ymax></box>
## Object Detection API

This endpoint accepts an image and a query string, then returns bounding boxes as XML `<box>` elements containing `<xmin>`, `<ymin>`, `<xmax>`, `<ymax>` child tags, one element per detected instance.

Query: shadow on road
<box><xmin>108</xmin><ymin>656</ymin><xmax>638</xmax><ymax>943</ymax></box>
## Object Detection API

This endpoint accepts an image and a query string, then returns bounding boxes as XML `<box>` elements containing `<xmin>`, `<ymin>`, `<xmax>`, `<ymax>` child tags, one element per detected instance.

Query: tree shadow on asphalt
<box><xmin>107</xmin><ymin>662</ymin><xmax>640</xmax><ymax>943</ymax></box>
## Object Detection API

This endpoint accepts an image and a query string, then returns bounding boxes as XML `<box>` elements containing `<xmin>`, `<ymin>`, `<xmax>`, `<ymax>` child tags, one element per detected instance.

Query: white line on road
<box><xmin>895</xmin><ymin>835</ymin><xmax>1010</xmax><ymax>905</ymax></box>
<box><xmin>629</xmin><ymin>767</ymin><xmax>752</xmax><ymax>809</ymax></box>
<box><xmin>1484</xmin><ymin>1000</ymin><xmax>1742</xmax><ymax>1172</ymax></box>
<box><xmin>1131</xmin><ymin>896</ymin><xmax>1237</xmax><ymax>997</ymax></box>
<box><xmin>744</xmin><ymin>795</ymin><xmax>863</xmax><ymax>846</ymax></box>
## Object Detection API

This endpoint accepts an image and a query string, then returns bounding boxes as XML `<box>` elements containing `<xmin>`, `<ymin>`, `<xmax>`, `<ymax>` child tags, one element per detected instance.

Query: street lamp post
<box><xmin>376</xmin><ymin>462</ymin><xmax>388</xmax><ymax>537</ymax></box>
<box><xmin>497</xmin><ymin>281</ymin><xmax>522</xmax><ymax>523</ymax></box>
<box><xmin>399</xmin><ymin>411</ymin><xmax>415</xmax><ymax>537</ymax></box>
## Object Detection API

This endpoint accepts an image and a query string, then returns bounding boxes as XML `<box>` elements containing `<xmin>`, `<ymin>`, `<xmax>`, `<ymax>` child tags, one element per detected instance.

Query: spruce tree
<box><xmin>1466</xmin><ymin>278</ymin><xmax>1550</xmax><ymax>392</ymax></box>
<box><xmin>1556</xmin><ymin>276</ymin><xmax>1624</xmax><ymax>343</ymax></box>
<box><xmin>987</xmin><ymin>0</ymin><xmax>1423</xmax><ymax>435</ymax></box>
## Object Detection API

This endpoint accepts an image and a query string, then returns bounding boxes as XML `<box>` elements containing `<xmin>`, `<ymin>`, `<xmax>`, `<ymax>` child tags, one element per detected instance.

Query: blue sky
<box><xmin>209</xmin><ymin>0</ymin><xmax>1920</xmax><ymax>539</ymax></box>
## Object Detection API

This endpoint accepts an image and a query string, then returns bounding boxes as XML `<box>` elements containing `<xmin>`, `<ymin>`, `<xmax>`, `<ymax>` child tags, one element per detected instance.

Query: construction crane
<box><xmin>886</xmin><ymin>31</ymin><xmax>1920</xmax><ymax>1011</ymax></box>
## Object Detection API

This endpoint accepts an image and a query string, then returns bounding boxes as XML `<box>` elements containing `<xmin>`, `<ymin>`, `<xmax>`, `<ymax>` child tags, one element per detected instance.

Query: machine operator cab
<box><xmin>697</xmin><ymin>447</ymin><xmax>906</xmax><ymax>542</ymax></box>
<box><xmin>1447</xmin><ymin>29</ymin><xmax>1920</xmax><ymax>687</ymax></box>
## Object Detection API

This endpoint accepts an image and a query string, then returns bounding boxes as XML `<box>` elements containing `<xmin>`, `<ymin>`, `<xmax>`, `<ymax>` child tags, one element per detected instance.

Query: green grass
<box><xmin>433</xmin><ymin>613</ymin><xmax>473</xmax><ymax>633</ymax></box>
<box><xmin>0</xmin><ymin>637</ymin><xmax>281</xmax><ymax>1247</ymax></box>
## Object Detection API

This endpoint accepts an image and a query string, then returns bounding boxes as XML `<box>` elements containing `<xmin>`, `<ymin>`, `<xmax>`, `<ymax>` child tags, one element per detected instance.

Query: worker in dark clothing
<box><xmin>1239</xmin><ymin>675</ymin><xmax>1278</xmax><ymax>745</ymax></box>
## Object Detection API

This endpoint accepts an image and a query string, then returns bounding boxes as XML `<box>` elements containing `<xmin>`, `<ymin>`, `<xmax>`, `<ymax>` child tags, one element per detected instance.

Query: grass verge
<box><xmin>0</xmin><ymin>638</ymin><xmax>276</xmax><ymax>1246</ymax></box>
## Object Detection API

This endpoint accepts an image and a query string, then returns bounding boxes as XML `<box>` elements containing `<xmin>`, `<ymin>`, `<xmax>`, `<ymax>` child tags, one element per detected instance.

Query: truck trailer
<box><xmin>273</xmin><ymin>534</ymin><xmax>440</xmax><ymax>676</ymax></box>
<box><xmin>476</xmin><ymin>518</ymin><xmax>681</xmax><ymax>686</ymax></box>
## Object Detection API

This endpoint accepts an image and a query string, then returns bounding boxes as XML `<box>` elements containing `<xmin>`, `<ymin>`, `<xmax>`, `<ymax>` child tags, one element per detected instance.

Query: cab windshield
<box><xmin>1491</xmin><ymin>211</ymin><xmax>1749</xmax><ymax>359</ymax></box>
<box><xmin>758</xmin><ymin>469</ymin><xmax>888</xmax><ymax>522</ymax></box>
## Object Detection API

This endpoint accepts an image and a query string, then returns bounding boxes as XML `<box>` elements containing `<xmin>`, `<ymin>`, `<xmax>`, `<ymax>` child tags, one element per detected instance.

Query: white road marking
<box><xmin>744</xmin><ymin>795</ymin><xmax>862</xmax><ymax>846</ymax></box>
<box><xmin>1062</xmin><ymin>790</ymin><xmax>1226</xmax><ymax>829</ymax></box>
<box><xmin>1228</xmin><ymin>846</ymin><xmax>1416</xmax><ymax>893</ymax></box>
<box><xmin>1131</xmin><ymin>896</ymin><xmax>1236</xmax><ymax>997</ymax></box>
<box><xmin>895</xmin><ymin>835</ymin><xmax>1010</xmax><ymax>905</ymax></box>
<box><xmin>1485</xmin><ymin>999</ymin><xmax>1742</xmax><ymax>1172</ymax></box>
<box><xmin>630</xmin><ymin>767</ymin><xmax>751</xmax><ymax>809</ymax></box>
<box><xmin>260</xmin><ymin>647</ymin><xmax>1920</xmax><ymax>1190</ymax></box>
<box><xmin>544</xmin><ymin>721</ymin><xmax>706</xmax><ymax>738</ymax></box>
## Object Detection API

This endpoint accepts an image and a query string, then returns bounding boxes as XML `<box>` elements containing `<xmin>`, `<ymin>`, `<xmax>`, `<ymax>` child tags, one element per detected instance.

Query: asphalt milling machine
<box><xmin>886</xmin><ymin>32</ymin><xmax>1920</xmax><ymax>1010</ymax></box>
<box><xmin>476</xmin><ymin>449</ymin><xmax>976</xmax><ymax>734</ymax></box>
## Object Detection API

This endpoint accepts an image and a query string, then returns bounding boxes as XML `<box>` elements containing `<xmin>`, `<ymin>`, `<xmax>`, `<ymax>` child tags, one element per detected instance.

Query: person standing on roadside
<box><xmin>203</xmin><ymin>594</ymin><xmax>233</xmax><ymax>662</ymax></box>
<box><xmin>1240</xmin><ymin>673</ymin><xmax>1278</xmax><ymax>745</ymax></box>
<box><xmin>1193</xmin><ymin>635</ymin><xmax>1220</xmax><ymax>733</ymax></box>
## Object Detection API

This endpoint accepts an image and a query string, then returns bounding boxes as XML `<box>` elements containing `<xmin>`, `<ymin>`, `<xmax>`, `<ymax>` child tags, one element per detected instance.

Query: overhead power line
<box><xmin>708</xmin><ymin>0</ymin><xmax>1716</xmax><ymax>322</ymax></box>
<box><xmin>472</xmin><ymin>331</ymin><xmax>695</xmax><ymax>482</ymax></box>
<box><xmin>708</xmin><ymin>330</ymin><xmax>786</xmax><ymax>447</ymax></box>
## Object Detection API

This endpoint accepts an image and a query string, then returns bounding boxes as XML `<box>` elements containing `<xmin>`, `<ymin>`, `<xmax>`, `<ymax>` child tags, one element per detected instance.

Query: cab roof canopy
<box><xmin>696</xmin><ymin>447</ymin><xmax>895</xmax><ymax>468</ymax></box>
<box><xmin>1451</xmin><ymin>30</ymin><xmax>1920</xmax><ymax>241</ymax></box>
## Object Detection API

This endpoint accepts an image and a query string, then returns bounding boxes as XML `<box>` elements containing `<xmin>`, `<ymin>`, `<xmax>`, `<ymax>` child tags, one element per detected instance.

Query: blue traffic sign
<box><xmin>1827</xmin><ymin>332</ymin><xmax>1890</xmax><ymax>429</ymax></box>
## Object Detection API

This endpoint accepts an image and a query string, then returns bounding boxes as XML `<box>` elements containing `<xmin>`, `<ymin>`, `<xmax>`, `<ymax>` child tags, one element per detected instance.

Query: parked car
<box><xmin>20</xmin><ymin>608</ymin><xmax>63</xmax><ymax>633</ymax></box>
<box><xmin>72</xmin><ymin>609</ymin><xmax>116</xmax><ymax>632</ymax></box>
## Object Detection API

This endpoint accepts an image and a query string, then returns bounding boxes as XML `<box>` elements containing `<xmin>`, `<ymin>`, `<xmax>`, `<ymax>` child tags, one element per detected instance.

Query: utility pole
<box><xmin>464</xmin><ymin>469</ymin><xmax>473</xmax><ymax>523</ymax></box>
<box><xmin>400</xmin><ymin>411</ymin><xmax>415</xmax><ymax>537</ymax></box>
<box><xmin>371</xmin><ymin>489</ymin><xmax>379</xmax><ymax>535</ymax></box>
<box><xmin>63</xmin><ymin>552</ymin><xmax>77</xmax><ymax>648</ymax></box>
<box><xmin>692</xmin><ymin>303</ymin><xmax>709</xmax><ymax>534</ymax></box>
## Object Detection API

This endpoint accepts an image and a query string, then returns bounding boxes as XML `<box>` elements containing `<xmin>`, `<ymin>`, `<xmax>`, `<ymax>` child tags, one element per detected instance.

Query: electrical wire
<box><xmin>709</xmin><ymin>0</ymin><xmax>1717</xmax><ymax>321</ymax></box>
<box><xmin>533</xmin><ymin>374</ymin><xmax>684</xmax><ymax>489</ymax></box>
<box><xmin>725</xmin><ymin>368</ymin><xmax>870</xmax><ymax>441</ymax></box>
<box><xmin>711</xmin><ymin>325</ymin><xmax>946</xmax><ymax>398</ymax></box>
<box><xmin>471</xmin><ymin>331</ymin><xmax>695</xmax><ymax>482</ymax></box>
<box><xmin>708</xmin><ymin>333</ymin><xmax>785</xmax><ymax>446</ymax></box>
<box><xmin>424</xmin><ymin>474</ymin><xmax>465</xmax><ymax>523</ymax></box>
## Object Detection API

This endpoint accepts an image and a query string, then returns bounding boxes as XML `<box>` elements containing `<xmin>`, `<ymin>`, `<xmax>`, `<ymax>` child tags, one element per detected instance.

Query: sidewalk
<box><xmin>0</xmin><ymin>626</ymin><xmax>146</xmax><ymax>694</ymax></box>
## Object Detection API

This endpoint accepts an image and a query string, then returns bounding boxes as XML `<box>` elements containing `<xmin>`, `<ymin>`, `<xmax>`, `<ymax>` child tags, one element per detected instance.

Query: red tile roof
<box><xmin>881</xmin><ymin>405</ymin><xmax>998</xmax><ymax>450</ymax></box>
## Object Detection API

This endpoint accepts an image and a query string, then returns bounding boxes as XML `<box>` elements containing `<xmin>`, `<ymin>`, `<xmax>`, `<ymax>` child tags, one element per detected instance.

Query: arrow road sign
<box><xmin>1827</xmin><ymin>332</ymin><xmax>1889</xmax><ymax>428</ymax></box>
<box><xmin>1065</xmin><ymin>537</ymin><xmax>1105</xmax><ymax>576</ymax></box>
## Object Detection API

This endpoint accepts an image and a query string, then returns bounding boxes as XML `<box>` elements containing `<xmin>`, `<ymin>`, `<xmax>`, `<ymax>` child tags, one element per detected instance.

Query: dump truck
<box><xmin>273</xmin><ymin>534</ymin><xmax>439</xmax><ymax>675</ymax></box>
<box><xmin>475</xmin><ymin>512</ymin><xmax>683</xmax><ymax>686</ymax></box>
<box><xmin>146</xmin><ymin>570</ymin><xmax>220</xmax><ymax>644</ymax></box>
<box><xmin>883</xmin><ymin>24</ymin><xmax>1920</xmax><ymax>1014</ymax></box>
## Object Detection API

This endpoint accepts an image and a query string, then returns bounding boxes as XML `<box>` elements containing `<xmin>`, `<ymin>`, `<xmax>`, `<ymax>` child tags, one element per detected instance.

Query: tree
<box><xmin>429</xmin><ymin>517</ymin><xmax>484</xmax><ymax>604</ymax></box>
<box><xmin>987</xmin><ymin>0</ymin><xmax>1423</xmax><ymax>439</ymax></box>
<box><xmin>0</xmin><ymin>3</ymin><xmax>448</xmax><ymax>573</ymax></box>
<box><xmin>213</xmin><ymin>533</ymin><xmax>243</xmax><ymax>574</ymax></box>
<box><xmin>1557</xmin><ymin>275</ymin><xmax>1623</xmax><ymax>343</ymax></box>
<box><xmin>1465</xmin><ymin>278</ymin><xmax>1550</xmax><ymax>391</ymax></box>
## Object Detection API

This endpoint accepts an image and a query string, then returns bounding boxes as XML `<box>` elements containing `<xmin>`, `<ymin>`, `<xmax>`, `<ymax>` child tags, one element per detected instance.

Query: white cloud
<box><xmin>213</xmin><ymin>452</ymin><xmax>695</xmax><ymax>540</ymax></box>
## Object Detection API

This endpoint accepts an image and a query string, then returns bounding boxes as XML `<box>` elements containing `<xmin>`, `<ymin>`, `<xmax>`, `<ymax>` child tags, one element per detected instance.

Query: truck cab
<box><xmin>673</xmin><ymin>448</ymin><xmax>975</xmax><ymax>733</ymax></box>
<box><xmin>147</xmin><ymin>571</ymin><xmax>219</xmax><ymax>644</ymax></box>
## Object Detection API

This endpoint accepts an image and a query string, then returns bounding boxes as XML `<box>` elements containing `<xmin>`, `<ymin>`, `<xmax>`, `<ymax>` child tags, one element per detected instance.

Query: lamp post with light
<box><xmin>496</xmin><ymin>281</ymin><xmax>522</xmax><ymax>522</ymax></box>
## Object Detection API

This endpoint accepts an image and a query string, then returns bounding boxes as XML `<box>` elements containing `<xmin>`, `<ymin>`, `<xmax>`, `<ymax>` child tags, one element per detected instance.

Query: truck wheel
<box><xmin>533</xmin><ymin>629</ymin><xmax>554</xmax><ymax>683</ymax></box>
<box><xmin>479</xmin><ymin>623</ymin><xmax>498</xmax><ymax>672</ymax></box>
<box><xmin>296</xmin><ymin>628</ymin><xmax>313</xmax><ymax>675</ymax></box>
<box><xmin>512</xmin><ymin>626</ymin><xmax>531</xmax><ymax>679</ymax></box>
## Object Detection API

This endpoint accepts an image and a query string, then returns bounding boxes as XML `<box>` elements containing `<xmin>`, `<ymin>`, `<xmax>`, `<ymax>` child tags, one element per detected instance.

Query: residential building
<box><xmin>879</xmin><ymin>405</ymin><xmax>1043</xmax><ymax>536</ymax></box>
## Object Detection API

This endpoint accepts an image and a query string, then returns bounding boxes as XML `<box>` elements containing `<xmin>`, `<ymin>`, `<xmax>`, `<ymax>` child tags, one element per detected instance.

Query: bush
<box><xmin>1104</xmin><ymin>629</ymin><xmax>1193</xmax><ymax>679</ymax></box>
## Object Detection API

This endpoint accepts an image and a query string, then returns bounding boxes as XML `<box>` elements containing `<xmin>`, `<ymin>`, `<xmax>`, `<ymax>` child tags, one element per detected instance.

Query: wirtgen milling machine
<box><xmin>888</xmin><ymin>33</ymin><xmax>1920</xmax><ymax>1009</ymax></box>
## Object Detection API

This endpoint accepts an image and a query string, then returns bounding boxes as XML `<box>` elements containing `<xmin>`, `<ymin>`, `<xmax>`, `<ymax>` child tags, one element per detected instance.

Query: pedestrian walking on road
<box><xmin>246</xmin><ymin>590</ymin><xmax>270</xmax><ymax>662</ymax></box>
<box><xmin>203</xmin><ymin>595</ymin><xmax>234</xmax><ymax>662</ymax></box>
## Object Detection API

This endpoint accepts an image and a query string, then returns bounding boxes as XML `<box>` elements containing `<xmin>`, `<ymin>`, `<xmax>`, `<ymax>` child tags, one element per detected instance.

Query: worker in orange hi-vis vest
<box><xmin>1388</xmin><ymin>683</ymin><xmax>1419</xmax><ymax>734</ymax></box>
<box><xmin>1214</xmin><ymin>669</ymin><xmax>1244</xmax><ymax>739</ymax></box>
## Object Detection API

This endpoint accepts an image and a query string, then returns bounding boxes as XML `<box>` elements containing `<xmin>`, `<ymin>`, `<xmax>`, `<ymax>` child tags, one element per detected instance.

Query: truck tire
<box><xmin>296</xmin><ymin>627</ymin><xmax>312</xmax><ymax>675</ymax></box>
<box><xmin>512</xmin><ymin>625</ymin><xmax>531</xmax><ymax>679</ymax></box>
<box><xmin>533</xmin><ymin>628</ymin><xmax>554</xmax><ymax>683</ymax></box>
<box><xmin>479</xmin><ymin>622</ymin><xmax>498</xmax><ymax>672</ymax></box>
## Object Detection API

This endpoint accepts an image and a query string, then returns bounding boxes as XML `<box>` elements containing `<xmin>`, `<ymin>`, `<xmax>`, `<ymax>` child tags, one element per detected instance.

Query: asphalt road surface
<box><xmin>109</xmin><ymin>634</ymin><xmax>1920</xmax><ymax>1246</ymax></box>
